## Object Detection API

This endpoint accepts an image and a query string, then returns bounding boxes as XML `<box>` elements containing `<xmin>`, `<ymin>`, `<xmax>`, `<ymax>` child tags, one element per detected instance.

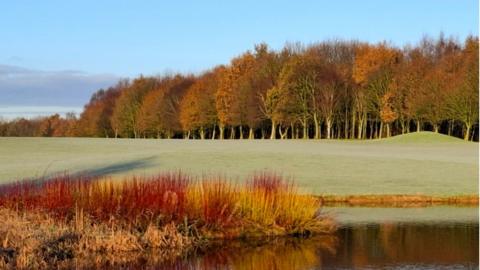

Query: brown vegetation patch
<box><xmin>0</xmin><ymin>208</ymin><xmax>196</xmax><ymax>269</ymax></box>
<box><xmin>319</xmin><ymin>194</ymin><xmax>479</xmax><ymax>207</ymax></box>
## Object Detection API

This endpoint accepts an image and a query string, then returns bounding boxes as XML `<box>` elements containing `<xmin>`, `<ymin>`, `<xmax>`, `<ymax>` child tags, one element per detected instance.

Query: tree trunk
<box><xmin>200</xmin><ymin>126</ymin><xmax>205</xmax><ymax>140</ymax></box>
<box><xmin>362</xmin><ymin>118</ymin><xmax>367</xmax><ymax>139</ymax></box>
<box><xmin>370</xmin><ymin>120</ymin><xmax>376</xmax><ymax>140</ymax></box>
<box><xmin>464</xmin><ymin>123</ymin><xmax>471</xmax><ymax>141</ymax></box>
<box><xmin>326</xmin><ymin>118</ymin><xmax>332</xmax><ymax>139</ymax></box>
<box><xmin>248</xmin><ymin>127</ymin><xmax>254</xmax><ymax>139</ymax></box>
<box><xmin>319</xmin><ymin>122</ymin><xmax>322</xmax><ymax>139</ymax></box>
<box><xmin>230</xmin><ymin>126</ymin><xmax>235</xmax><ymax>139</ymax></box>
<box><xmin>279</xmin><ymin>126</ymin><xmax>288</xmax><ymax>139</ymax></box>
<box><xmin>386</xmin><ymin>123</ymin><xmax>391</xmax><ymax>137</ymax></box>
<box><xmin>344</xmin><ymin>109</ymin><xmax>349</xmax><ymax>139</ymax></box>
<box><xmin>239</xmin><ymin>125</ymin><xmax>244</xmax><ymax>139</ymax></box>
<box><xmin>448</xmin><ymin>121</ymin><xmax>453</xmax><ymax>136</ymax></box>
<box><xmin>211</xmin><ymin>125</ymin><xmax>216</xmax><ymax>140</ymax></box>
<box><xmin>302</xmin><ymin>117</ymin><xmax>308</xmax><ymax>139</ymax></box>
<box><xmin>433</xmin><ymin>124</ymin><xmax>439</xmax><ymax>133</ymax></box>
<box><xmin>357</xmin><ymin>116</ymin><xmax>363</xmax><ymax>139</ymax></box>
<box><xmin>379</xmin><ymin>122</ymin><xmax>383</xmax><ymax>139</ymax></box>
<box><xmin>313</xmin><ymin>113</ymin><xmax>320</xmax><ymax>139</ymax></box>
<box><xmin>261</xmin><ymin>128</ymin><xmax>265</xmax><ymax>139</ymax></box>
<box><xmin>351</xmin><ymin>110</ymin><xmax>356</xmax><ymax>139</ymax></box>
<box><xmin>219</xmin><ymin>124</ymin><xmax>224</xmax><ymax>140</ymax></box>
<box><xmin>337</xmin><ymin>121</ymin><xmax>341</xmax><ymax>139</ymax></box>
<box><xmin>270</xmin><ymin>120</ymin><xmax>277</xmax><ymax>139</ymax></box>
<box><xmin>416</xmin><ymin>120</ymin><xmax>421</xmax><ymax>132</ymax></box>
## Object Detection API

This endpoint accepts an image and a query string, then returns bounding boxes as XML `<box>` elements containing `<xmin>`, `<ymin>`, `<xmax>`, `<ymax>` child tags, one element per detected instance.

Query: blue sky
<box><xmin>0</xmin><ymin>0</ymin><xmax>478</xmax><ymax>117</ymax></box>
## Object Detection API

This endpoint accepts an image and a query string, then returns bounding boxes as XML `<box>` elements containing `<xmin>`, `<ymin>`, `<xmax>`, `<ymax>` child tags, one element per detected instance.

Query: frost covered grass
<box><xmin>0</xmin><ymin>132</ymin><xmax>477</xmax><ymax>195</ymax></box>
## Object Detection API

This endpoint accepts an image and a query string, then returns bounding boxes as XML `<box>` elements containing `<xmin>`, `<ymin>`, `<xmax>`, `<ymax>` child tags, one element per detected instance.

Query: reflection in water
<box><xmin>127</xmin><ymin>222</ymin><xmax>478</xmax><ymax>269</ymax></box>
<box><xmin>174</xmin><ymin>236</ymin><xmax>338</xmax><ymax>270</ymax></box>
<box><xmin>329</xmin><ymin>223</ymin><xmax>478</xmax><ymax>269</ymax></box>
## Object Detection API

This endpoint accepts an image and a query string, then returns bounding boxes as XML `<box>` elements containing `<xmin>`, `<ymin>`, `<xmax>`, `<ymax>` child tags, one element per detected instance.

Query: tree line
<box><xmin>1</xmin><ymin>34</ymin><xmax>478</xmax><ymax>141</ymax></box>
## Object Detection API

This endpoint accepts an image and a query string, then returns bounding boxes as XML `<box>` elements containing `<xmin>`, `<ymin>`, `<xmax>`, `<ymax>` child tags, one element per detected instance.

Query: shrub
<box><xmin>0</xmin><ymin>172</ymin><xmax>334</xmax><ymax>237</ymax></box>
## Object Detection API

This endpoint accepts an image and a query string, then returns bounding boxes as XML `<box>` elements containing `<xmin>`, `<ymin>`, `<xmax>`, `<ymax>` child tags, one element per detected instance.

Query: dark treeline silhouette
<box><xmin>1</xmin><ymin>34</ymin><xmax>478</xmax><ymax>141</ymax></box>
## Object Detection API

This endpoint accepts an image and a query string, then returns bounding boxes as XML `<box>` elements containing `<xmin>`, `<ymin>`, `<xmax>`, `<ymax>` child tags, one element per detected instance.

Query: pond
<box><xmin>123</xmin><ymin>206</ymin><xmax>479</xmax><ymax>269</ymax></box>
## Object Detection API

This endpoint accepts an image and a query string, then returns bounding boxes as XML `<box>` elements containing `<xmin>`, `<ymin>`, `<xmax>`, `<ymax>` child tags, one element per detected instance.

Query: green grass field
<box><xmin>0</xmin><ymin>132</ymin><xmax>477</xmax><ymax>196</ymax></box>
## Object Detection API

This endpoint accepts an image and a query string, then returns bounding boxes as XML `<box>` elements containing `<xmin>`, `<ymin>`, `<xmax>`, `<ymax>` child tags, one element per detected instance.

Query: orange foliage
<box><xmin>353</xmin><ymin>43</ymin><xmax>401</xmax><ymax>86</ymax></box>
<box><xmin>380</xmin><ymin>91</ymin><xmax>397</xmax><ymax>124</ymax></box>
<box><xmin>180</xmin><ymin>69</ymin><xmax>221</xmax><ymax>136</ymax></box>
<box><xmin>216</xmin><ymin>52</ymin><xmax>256</xmax><ymax>130</ymax></box>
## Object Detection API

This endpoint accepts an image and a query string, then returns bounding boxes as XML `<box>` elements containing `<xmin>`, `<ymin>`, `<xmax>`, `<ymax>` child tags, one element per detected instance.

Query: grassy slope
<box><xmin>0</xmin><ymin>132</ymin><xmax>477</xmax><ymax>196</ymax></box>
<box><xmin>377</xmin><ymin>131</ymin><xmax>467</xmax><ymax>143</ymax></box>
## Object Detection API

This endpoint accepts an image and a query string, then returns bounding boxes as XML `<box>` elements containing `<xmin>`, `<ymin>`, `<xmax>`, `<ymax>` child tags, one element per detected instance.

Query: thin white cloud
<box><xmin>0</xmin><ymin>105</ymin><xmax>83</xmax><ymax>120</ymax></box>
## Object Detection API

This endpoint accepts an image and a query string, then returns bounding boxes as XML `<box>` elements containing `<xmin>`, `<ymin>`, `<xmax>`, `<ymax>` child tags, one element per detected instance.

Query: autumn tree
<box><xmin>379</xmin><ymin>91</ymin><xmax>398</xmax><ymax>137</ymax></box>
<box><xmin>261</xmin><ymin>86</ymin><xmax>282</xmax><ymax>139</ymax></box>
<box><xmin>353</xmin><ymin>43</ymin><xmax>401</xmax><ymax>138</ymax></box>
<box><xmin>216</xmin><ymin>52</ymin><xmax>256</xmax><ymax>139</ymax></box>
<box><xmin>2</xmin><ymin>35</ymin><xmax>477</xmax><ymax>141</ymax></box>
<box><xmin>180</xmin><ymin>69</ymin><xmax>221</xmax><ymax>139</ymax></box>
<box><xmin>402</xmin><ymin>47</ymin><xmax>432</xmax><ymax>132</ymax></box>
<box><xmin>351</xmin><ymin>44</ymin><xmax>372</xmax><ymax>138</ymax></box>
<box><xmin>422</xmin><ymin>67</ymin><xmax>449</xmax><ymax>133</ymax></box>
<box><xmin>446</xmin><ymin>36</ymin><xmax>479</xmax><ymax>140</ymax></box>
<box><xmin>1</xmin><ymin>118</ymin><xmax>41</xmax><ymax>136</ymax></box>
<box><xmin>309</xmin><ymin>40</ymin><xmax>357</xmax><ymax>139</ymax></box>
<box><xmin>77</xmin><ymin>83</ymin><xmax>123</xmax><ymax>137</ymax></box>
<box><xmin>276</xmin><ymin>54</ymin><xmax>312</xmax><ymax>139</ymax></box>
<box><xmin>306</xmin><ymin>45</ymin><xmax>350</xmax><ymax>139</ymax></box>
<box><xmin>136</xmin><ymin>74</ymin><xmax>194</xmax><ymax>138</ymax></box>
<box><xmin>276</xmin><ymin>47</ymin><xmax>343</xmax><ymax>140</ymax></box>
<box><xmin>259</xmin><ymin>45</ymin><xmax>293</xmax><ymax>139</ymax></box>
<box><xmin>111</xmin><ymin>77</ymin><xmax>158</xmax><ymax>138</ymax></box>
<box><xmin>135</xmin><ymin>88</ymin><xmax>163</xmax><ymax>138</ymax></box>
<box><xmin>245</xmin><ymin>44</ymin><xmax>282</xmax><ymax>139</ymax></box>
<box><xmin>37</xmin><ymin>114</ymin><xmax>76</xmax><ymax>137</ymax></box>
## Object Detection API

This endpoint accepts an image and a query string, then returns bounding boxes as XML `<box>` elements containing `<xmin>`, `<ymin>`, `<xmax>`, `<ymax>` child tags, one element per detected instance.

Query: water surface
<box><xmin>124</xmin><ymin>206</ymin><xmax>479</xmax><ymax>269</ymax></box>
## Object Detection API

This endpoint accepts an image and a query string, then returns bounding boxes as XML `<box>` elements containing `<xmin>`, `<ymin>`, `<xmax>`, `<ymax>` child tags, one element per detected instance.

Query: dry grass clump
<box><xmin>0</xmin><ymin>208</ymin><xmax>194</xmax><ymax>269</ymax></box>
<box><xmin>0</xmin><ymin>172</ymin><xmax>334</xmax><ymax>237</ymax></box>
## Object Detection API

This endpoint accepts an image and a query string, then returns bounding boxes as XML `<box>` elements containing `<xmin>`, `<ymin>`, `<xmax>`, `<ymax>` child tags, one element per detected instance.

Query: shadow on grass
<box><xmin>76</xmin><ymin>156</ymin><xmax>158</xmax><ymax>177</ymax></box>
<box><xmin>5</xmin><ymin>156</ymin><xmax>158</xmax><ymax>183</ymax></box>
